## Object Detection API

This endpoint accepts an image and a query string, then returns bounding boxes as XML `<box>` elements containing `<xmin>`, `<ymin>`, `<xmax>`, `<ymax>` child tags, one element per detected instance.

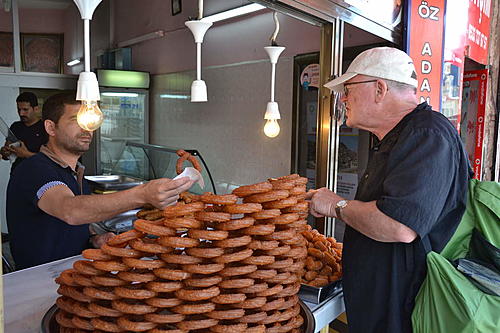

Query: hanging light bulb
<box><xmin>73</xmin><ymin>0</ymin><xmax>103</xmax><ymax>130</ymax></box>
<box><xmin>264</xmin><ymin>119</ymin><xmax>280</xmax><ymax>138</ymax></box>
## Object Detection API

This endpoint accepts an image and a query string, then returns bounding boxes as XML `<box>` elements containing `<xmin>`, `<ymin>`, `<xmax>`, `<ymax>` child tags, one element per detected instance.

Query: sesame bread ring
<box><xmin>241</xmin><ymin>255</ymin><xmax>275</xmax><ymax>266</ymax></box>
<box><xmin>159</xmin><ymin>253</ymin><xmax>202</xmax><ymax>264</ymax></box>
<box><xmin>282</xmin><ymin>201</ymin><xmax>308</xmax><ymax>213</ymax></box>
<box><xmin>245</xmin><ymin>324</ymin><xmax>267</xmax><ymax>333</ymax></box>
<box><xmin>246</xmin><ymin>269</ymin><xmax>277</xmax><ymax>280</ymax></box>
<box><xmin>289</xmin><ymin>185</ymin><xmax>307</xmax><ymax>195</ymax></box>
<box><xmin>281</xmin><ymin>274</ymin><xmax>299</xmax><ymax>285</ymax></box>
<box><xmin>214</xmin><ymin>217</ymin><xmax>255</xmax><ymax>231</ymax></box>
<box><xmin>243</xmin><ymin>190</ymin><xmax>289</xmax><ymax>204</ymax></box>
<box><xmin>278</xmin><ymin>295</ymin><xmax>299</xmax><ymax>311</ymax></box>
<box><xmin>200</xmin><ymin>193</ymin><xmax>238</xmax><ymax>205</ymax></box>
<box><xmin>182</xmin><ymin>263</ymin><xmax>225</xmax><ymax>275</ymax></box>
<box><xmin>184</xmin><ymin>275</ymin><xmax>223</xmax><ymax>288</ymax></box>
<box><xmin>214</xmin><ymin>248</ymin><xmax>253</xmax><ymax>264</ymax></box>
<box><xmin>261</xmin><ymin>297</ymin><xmax>286</xmax><ymax>312</ymax></box>
<box><xmin>276</xmin><ymin>283</ymin><xmax>301</xmax><ymax>298</ymax></box>
<box><xmin>206</xmin><ymin>308</ymin><xmax>245</xmax><ymax>320</ymax></box>
<box><xmin>163</xmin><ymin>217</ymin><xmax>203</xmax><ymax>229</ymax></box>
<box><xmin>171</xmin><ymin>302</ymin><xmax>215</xmax><ymax>315</ymax></box>
<box><xmin>117</xmin><ymin>315</ymin><xmax>157</xmax><ymax>332</ymax></box>
<box><xmin>175</xmin><ymin>286</ymin><xmax>220</xmax><ymax>301</ymax></box>
<box><xmin>144</xmin><ymin>312</ymin><xmax>185</xmax><ymax>324</ymax></box>
<box><xmin>153</xmin><ymin>268</ymin><xmax>191</xmax><ymax>281</ymax></box>
<box><xmin>265</xmin><ymin>245</ymin><xmax>291</xmax><ymax>256</ymax></box>
<box><xmin>129</xmin><ymin>238</ymin><xmax>173</xmax><ymax>254</ymax></box>
<box><xmin>90</xmin><ymin>317</ymin><xmax>121</xmax><ymax>332</ymax></box>
<box><xmin>145</xmin><ymin>295</ymin><xmax>183</xmax><ymax>308</ymax></box>
<box><xmin>92</xmin><ymin>260</ymin><xmax>130</xmax><ymax>272</ymax></box>
<box><xmin>237</xmin><ymin>311</ymin><xmax>267</xmax><ymax>324</ymax></box>
<box><xmin>82</xmin><ymin>248</ymin><xmax>116</xmax><ymax>261</ymax></box>
<box><xmin>55</xmin><ymin>310</ymin><xmax>76</xmax><ymax>328</ymax></box>
<box><xmin>73</xmin><ymin>260</ymin><xmax>105</xmax><ymax>276</ymax></box>
<box><xmin>83</xmin><ymin>286</ymin><xmax>120</xmax><ymax>301</ymax></box>
<box><xmin>232</xmin><ymin>181</ymin><xmax>273</xmax><ymax>197</ymax></box>
<box><xmin>88</xmin><ymin>300</ymin><xmax>122</xmax><ymax>317</ymax></box>
<box><xmin>71</xmin><ymin>272</ymin><xmax>97</xmax><ymax>287</ymax></box>
<box><xmin>176</xmin><ymin>149</ymin><xmax>202</xmax><ymax>174</ymax></box>
<box><xmin>91</xmin><ymin>273</ymin><xmax>128</xmax><ymax>287</ymax></box>
<box><xmin>247</xmin><ymin>240</ymin><xmax>279</xmax><ymax>251</ymax></box>
<box><xmin>223</xmin><ymin>203</ymin><xmax>263</xmax><ymax>214</ymax></box>
<box><xmin>71</xmin><ymin>315</ymin><xmax>94</xmax><ymax>330</ymax></box>
<box><xmin>213</xmin><ymin>235</ymin><xmax>252</xmax><ymax>248</ymax></box>
<box><xmin>101</xmin><ymin>243</ymin><xmax>144</xmax><ymax>258</ymax></box>
<box><xmin>176</xmin><ymin>318</ymin><xmax>218</xmax><ymax>331</ymax></box>
<box><xmin>219</xmin><ymin>264</ymin><xmax>257</xmax><ymax>277</ymax></box>
<box><xmin>281</xmin><ymin>260</ymin><xmax>305</xmax><ymax>273</ymax></box>
<box><xmin>134</xmin><ymin>219</ymin><xmax>176</xmax><ymax>237</ymax></box>
<box><xmin>146</xmin><ymin>281</ymin><xmax>183</xmax><ymax>293</ymax></box>
<box><xmin>149</xmin><ymin>326</ymin><xmax>188</xmax><ymax>333</ymax></box>
<box><xmin>57</xmin><ymin>285</ymin><xmax>94</xmax><ymax>303</ymax></box>
<box><xmin>158</xmin><ymin>236</ymin><xmax>200</xmax><ymax>248</ymax></box>
<box><xmin>269</xmin><ymin>179</ymin><xmax>296</xmax><ymax>190</ymax></box>
<box><xmin>194</xmin><ymin>211</ymin><xmax>231</xmax><ymax>222</ymax></box>
<box><xmin>262</xmin><ymin>213</ymin><xmax>299</xmax><ymax>225</ymax></box>
<box><xmin>231</xmin><ymin>296</ymin><xmax>268</xmax><ymax>309</ymax></box>
<box><xmin>211</xmin><ymin>293</ymin><xmax>246</xmax><ymax>304</ymax></box>
<box><xmin>218</xmin><ymin>278</ymin><xmax>254</xmax><ymax>289</ymax></box>
<box><xmin>188</xmin><ymin>229</ymin><xmax>229</xmax><ymax>241</ymax></box>
<box><xmin>248</xmin><ymin>209</ymin><xmax>281</xmax><ymax>220</ymax></box>
<box><xmin>237</xmin><ymin>282</ymin><xmax>269</xmax><ymax>294</ymax></box>
<box><xmin>56</xmin><ymin>297</ymin><xmax>76</xmax><ymax>314</ymax></box>
<box><xmin>111</xmin><ymin>299</ymin><xmax>156</xmax><ymax>315</ymax></box>
<box><xmin>264</xmin><ymin>272</ymin><xmax>291</xmax><ymax>284</ymax></box>
<box><xmin>117</xmin><ymin>269</ymin><xmax>156</xmax><ymax>283</ymax></box>
<box><xmin>240</xmin><ymin>224</ymin><xmax>275</xmax><ymax>236</ymax></box>
<box><xmin>287</xmin><ymin>219</ymin><xmax>307</xmax><ymax>229</ymax></box>
<box><xmin>276</xmin><ymin>174</ymin><xmax>300</xmax><ymax>181</ymax></box>
<box><xmin>186</xmin><ymin>246</ymin><xmax>225</xmax><ymax>258</ymax></box>
<box><xmin>122</xmin><ymin>257</ymin><xmax>166</xmax><ymax>270</ymax></box>
<box><xmin>255</xmin><ymin>284</ymin><xmax>283</xmax><ymax>297</ymax></box>
<box><xmin>56</xmin><ymin>269</ymin><xmax>79</xmax><ymax>286</ymax></box>
<box><xmin>209</xmin><ymin>323</ymin><xmax>248</xmax><ymax>333</ymax></box>
<box><xmin>263</xmin><ymin>229</ymin><xmax>296</xmax><ymax>241</ymax></box>
<box><xmin>293</xmin><ymin>177</ymin><xmax>308</xmax><ymax>186</ymax></box>
<box><xmin>265</xmin><ymin>258</ymin><xmax>294</xmax><ymax>270</ymax></box>
<box><xmin>163</xmin><ymin>201</ymin><xmax>205</xmax><ymax>218</ymax></box>
<box><xmin>107</xmin><ymin>229</ymin><xmax>144</xmax><ymax>246</ymax></box>
<box><xmin>114</xmin><ymin>284</ymin><xmax>157</xmax><ymax>299</ymax></box>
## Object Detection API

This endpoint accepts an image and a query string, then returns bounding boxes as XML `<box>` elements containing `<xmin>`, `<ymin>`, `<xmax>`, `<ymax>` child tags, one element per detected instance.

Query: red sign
<box><xmin>462</xmin><ymin>69</ymin><xmax>488</xmax><ymax>179</ymax></box>
<box><xmin>407</xmin><ymin>0</ymin><xmax>446</xmax><ymax>110</ymax></box>
<box><xmin>466</xmin><ymin>0</ymin><xmax>491</xmax><ymax>64</ymax></box>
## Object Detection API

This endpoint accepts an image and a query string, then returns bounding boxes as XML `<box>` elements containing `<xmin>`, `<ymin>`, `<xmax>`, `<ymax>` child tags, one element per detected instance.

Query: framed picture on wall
<box><xmin>171</xmin><ymin>0</ymin><xmax>182</xmax><ymax>16</ymax></box>
<box><xmin>21</xmin><ymin>33</ymin><xmax>63</xmax><ymax>73</ymax></box>
<box><xmin>0</xmin><ymin>32</ymin><xmax>14</xmax><ymax>67</ymax></box>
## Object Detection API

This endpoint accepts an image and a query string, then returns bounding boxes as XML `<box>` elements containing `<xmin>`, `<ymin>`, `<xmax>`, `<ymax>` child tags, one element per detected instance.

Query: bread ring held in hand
<box><xmin>175</xmin><ymin>149</ymin><xmax>202</xmax><ymax>175</ymax></box>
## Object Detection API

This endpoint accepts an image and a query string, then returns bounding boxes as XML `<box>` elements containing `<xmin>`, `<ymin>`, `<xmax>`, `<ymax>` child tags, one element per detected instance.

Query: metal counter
<box><xmin>3</xmin><ymin>256</ymin><xmax>345</xmax><ymax>333</ymax></box>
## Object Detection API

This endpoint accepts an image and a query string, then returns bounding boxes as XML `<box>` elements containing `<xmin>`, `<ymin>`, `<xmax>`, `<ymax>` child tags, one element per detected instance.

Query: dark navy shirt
<box><xmin>6</xmin><ymin>146</ymin><xmax>90</xmax><ymax>270</ymax></box>
<box><xmin>343</xmin><ymin>103</ymin><xmax>470</xmax><ymax>333</ymax></box>
<box><xmin>9</xmin><ymin>120</ymin><xmax>48</xmax><ymax>171</ymax></box>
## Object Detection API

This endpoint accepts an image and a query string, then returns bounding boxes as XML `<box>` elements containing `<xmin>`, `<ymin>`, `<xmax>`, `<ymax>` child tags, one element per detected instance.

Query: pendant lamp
<box><xmin>185</xmin><ymin>0</ymin><xmax>212</xmax><ymax>102</ymax></box>
<box><xmin>73</xmin><ymin>0</ymin><xmax>103</xmax><ymax>131</ymax></box>
<box><xmin>263</xmin><ymin>12</ymin><xmax>285</xmax><ymax>138</ymax></box>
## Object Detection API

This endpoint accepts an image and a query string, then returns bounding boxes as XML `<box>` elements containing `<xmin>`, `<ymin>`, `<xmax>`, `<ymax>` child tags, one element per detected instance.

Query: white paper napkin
<box><xmin>174</xmin><ymin>167</ymin><xmax>205</xmax><ymax>189</ymax></box>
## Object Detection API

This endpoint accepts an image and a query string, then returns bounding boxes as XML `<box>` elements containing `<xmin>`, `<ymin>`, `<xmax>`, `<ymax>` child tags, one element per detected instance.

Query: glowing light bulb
<box><xmin>77</xmin><ymin>100</ymin><xmax>103</xmax><ymax>131</ymax></box>
<box><xmin>264</xmin><ymin>119</ymin><xmax>280</xmax><ymax>138</ymax></box>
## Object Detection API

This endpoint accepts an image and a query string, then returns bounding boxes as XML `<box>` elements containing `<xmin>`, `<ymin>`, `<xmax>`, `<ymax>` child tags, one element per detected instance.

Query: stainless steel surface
<box><xmin>299</xmin><ymin>279</ymin><xmax>342</xmax><ymax>304</ymax></box>
<box><xmin>303</xmin><ymin>289</ymin><xmax>345</xmax><ymax>332</ymax></box>
<box><xmin>93</xmin><ymin>208</ymin><xmax>140</xmax><ymax>234</ymax></box>
<box><xmin>85</xmin><ymin>174</ymin><xmax>145</xmax><ymax>190</ymax></box>
<box><xmin>42</xmin><ymin>300</ymin><xmax>316</xmax><ymax>333</ymax></box>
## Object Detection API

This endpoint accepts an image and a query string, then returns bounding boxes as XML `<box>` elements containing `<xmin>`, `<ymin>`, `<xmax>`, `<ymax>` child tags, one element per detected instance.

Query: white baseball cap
<box><xmin>324</xmin><ymin>47</ymin><xmax>418</xmax><ymax>93</ymax></box>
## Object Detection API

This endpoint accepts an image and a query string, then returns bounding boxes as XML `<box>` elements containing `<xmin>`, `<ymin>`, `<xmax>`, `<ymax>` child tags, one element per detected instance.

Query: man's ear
<box><xmin>375</xmin><ymin>79</ymin><xmax>388</xmax><ymax>103</ymax></box>
<box><xmin>44</xmin><ymin>119</ymin><xmax>56</xmax><ymax>136</ymax></box>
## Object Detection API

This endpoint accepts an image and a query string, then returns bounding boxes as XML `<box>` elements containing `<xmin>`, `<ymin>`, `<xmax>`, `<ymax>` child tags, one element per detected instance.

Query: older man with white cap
<box><xmin>306</xmin><ymin>47</ymin><xmax>471</xmax><ymax>333</ymax></box>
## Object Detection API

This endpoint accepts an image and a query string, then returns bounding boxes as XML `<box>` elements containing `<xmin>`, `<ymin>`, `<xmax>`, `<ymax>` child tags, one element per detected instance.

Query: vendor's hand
<box><xmin>142</xmin><ymin>177</ymin><xmax>195</xmax><ymax>209</ymax></box>
<box><xmin>0</xmin><ymin>144</ymin><xmax>11</xmax><ymax>160</ymax></box>
<box><xmin>305</xmin><ymin>187</ymin><xmax>343</xmax><ymax>218</ymax></box>
<box><xmin>9</xmin><ymin>141</ymin><xmax>34</xmax><ymax>159</ymax></box>
<box><xmin>91</xmin><ymin>232</ymin><xmax>115</xmax><ymax>248</ymax></box>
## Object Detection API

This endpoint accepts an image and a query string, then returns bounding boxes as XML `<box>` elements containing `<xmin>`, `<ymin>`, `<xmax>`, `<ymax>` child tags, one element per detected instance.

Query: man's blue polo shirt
<box><xmin>6</xmin><ymin>145</ymin><xmax>90</xmax><ymax>270</ymax></box>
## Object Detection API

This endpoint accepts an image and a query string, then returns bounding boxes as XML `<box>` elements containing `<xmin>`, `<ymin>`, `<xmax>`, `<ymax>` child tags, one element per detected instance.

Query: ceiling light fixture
<box><xmin>66</xmin><ymin>57</ymin><xmax>83</xmax><ymax>66</ymax></box>
<box><xmin>263</xmin><ymin>12</ymin><xmax>285</xmax><ymax>138</ymax></box>
<box><xmin>185</xmin><ymin>0</ymin><xmax>212</xmax><ymax>102</ymax></box>
<box><xmin>202</xmin><ymin>3</ymin><xmax>265</xmax><ymax>23</ymax></box>
<box><xmin>73</xmin><ymin>0</ymin><xmax>104</xmax><ymax>131</ymax></box>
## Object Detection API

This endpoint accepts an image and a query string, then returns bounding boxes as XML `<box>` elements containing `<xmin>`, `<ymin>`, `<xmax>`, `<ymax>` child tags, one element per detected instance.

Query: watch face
<box><xmin>337</xmin><ymin>200</ymin><xmax>348</xmax><ymax>208</ymax></box>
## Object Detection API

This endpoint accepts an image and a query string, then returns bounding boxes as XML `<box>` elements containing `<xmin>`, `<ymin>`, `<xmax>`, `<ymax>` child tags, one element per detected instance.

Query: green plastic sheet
<box><xmin>412</xmin><ymin>179</ymin><xmax>500</xmax><ymax>333</ymax></box>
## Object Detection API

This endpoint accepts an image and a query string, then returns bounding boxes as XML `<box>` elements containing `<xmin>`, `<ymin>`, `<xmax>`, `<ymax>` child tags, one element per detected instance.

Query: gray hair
<box><xmin>384</xmin><ymin>79</ymin><xmax>417</xmax><ymax>94</ymax></box>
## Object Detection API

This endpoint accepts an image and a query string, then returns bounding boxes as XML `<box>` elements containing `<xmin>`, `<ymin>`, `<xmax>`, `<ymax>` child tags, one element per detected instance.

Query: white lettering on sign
<box><xmin>421</xmin><ymin>42</ymin><xmax>432</xmax><ymax>56</ymax></box>
<box><xmin>420</xmin><ymin>78</ymin><xmax>431</xmax><ymax>92</ymax></box>
<box><xmin>418</xmin><ymin>1</ymin><xmax>440</xmax><ymax>20</ymax></box>
<box><xmin>421</xmin><ymin>60</ymin><xmax>432</xmax><ymax>74</ymax></box>
<box><xmin>468</xmin><ymin>23</ymin><xmax>488</xmax><ymax>50</ymax></box>
<box><xmin>470</xmin><ymin>0</ymin><xmax>491</xmax><ymax>23</ymax></box>
<box><xmin>420</xmin><ymin>96</ymin><xmax>431</xmax><ymax>104</ymax></box>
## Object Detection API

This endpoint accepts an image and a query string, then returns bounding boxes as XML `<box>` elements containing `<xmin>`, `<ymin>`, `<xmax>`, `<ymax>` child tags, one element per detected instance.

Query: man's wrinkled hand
<box><xmin>305</xmin><ymin>187</ymin><xmax>342</xmax><ymax>218</ymax></box>
<box><xmin>10</xmin><ymin>141</ymin><xmax>33</xmax><ymax>158</ymax></box>
<box><xmin>0</xmin><ymin>145</ymin><xmax>11</xmax><ymax>160</ymax></box>
<box><xmin>143</xmin><ymin>177</ymin><xmax>195</xmax><ymax>209</ymax></box>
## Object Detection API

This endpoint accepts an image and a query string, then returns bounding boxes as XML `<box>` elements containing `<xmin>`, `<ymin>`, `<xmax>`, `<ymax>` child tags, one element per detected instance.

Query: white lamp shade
<box><xmin>73</xmin><ymin>0</ymin><xmax>102</xmax><ymax>19</ymax></box>
<box><xmin>76</xmin><ymin>71</ymin><xmax>100</xmax><ymax>101</ymax></box>
<box><xmin>185</xmin><ymin>20</ymin><xmax>213</xmax><ymax>43</ymax></box>
<box><xmin>264</xmin><ymin>101</ymin><xmax>280</xmax><ymax>120</ymax></box>
<box><xmin>264</xmin><ymin>46</ymin><xmax>285</xmax><ymax>64</ymax></box>
<box><xmin>191</xmin><ymin>80</ymin><xmax>208</xmax><ymax>102</ymax></box>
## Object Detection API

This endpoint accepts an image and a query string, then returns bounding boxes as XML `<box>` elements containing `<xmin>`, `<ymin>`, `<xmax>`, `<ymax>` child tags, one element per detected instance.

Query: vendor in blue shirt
<box><xmin>306</xmin><ymin>48</ymin><xmax>470</xmax><ymax>333</ymax></box>
<box><xmin>7</xmin><ymin>92</ymin><xmax>195</xmax><ymax>270</ymax></box>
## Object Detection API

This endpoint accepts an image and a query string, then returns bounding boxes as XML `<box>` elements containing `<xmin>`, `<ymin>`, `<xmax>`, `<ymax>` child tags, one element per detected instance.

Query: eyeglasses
<box><xmin>343</xmin><ymin>80</ymin><xmax>378</xmax><ymax>97</ymax></box>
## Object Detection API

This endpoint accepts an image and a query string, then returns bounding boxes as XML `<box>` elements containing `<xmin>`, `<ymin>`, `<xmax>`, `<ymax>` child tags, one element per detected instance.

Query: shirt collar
<box><xmin>40</xmin><ymin>145</ymin><xmax>85</xmax><ymax>176</ymax></box>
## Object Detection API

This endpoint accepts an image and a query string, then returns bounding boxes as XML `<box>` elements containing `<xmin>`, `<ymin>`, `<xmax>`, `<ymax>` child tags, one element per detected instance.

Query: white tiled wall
<box><xmin>150</xmin><ymin>58</ymin><xmax>294</xmax><ymax>194</ymax></box>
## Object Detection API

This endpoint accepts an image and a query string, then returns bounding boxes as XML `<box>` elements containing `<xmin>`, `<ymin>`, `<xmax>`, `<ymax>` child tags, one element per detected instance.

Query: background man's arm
<box><xmin>38</xmin><ymin>177</ymin><xmax>194</xmax><ymax>225</ymax></box>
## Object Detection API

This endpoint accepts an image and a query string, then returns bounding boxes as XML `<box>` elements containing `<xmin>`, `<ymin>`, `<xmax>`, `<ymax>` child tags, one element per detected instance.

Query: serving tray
<box><xmin>299</xmin><ymin>279</ymin><xmax>342</xmax><ymax>304</ymax></box>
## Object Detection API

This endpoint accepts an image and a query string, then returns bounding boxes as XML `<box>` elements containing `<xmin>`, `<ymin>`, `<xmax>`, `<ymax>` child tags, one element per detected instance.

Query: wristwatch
<box><xmin>335</xmin><ymin>199</ymin><xmax>349</xmax><ymax>220</ymax></box>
